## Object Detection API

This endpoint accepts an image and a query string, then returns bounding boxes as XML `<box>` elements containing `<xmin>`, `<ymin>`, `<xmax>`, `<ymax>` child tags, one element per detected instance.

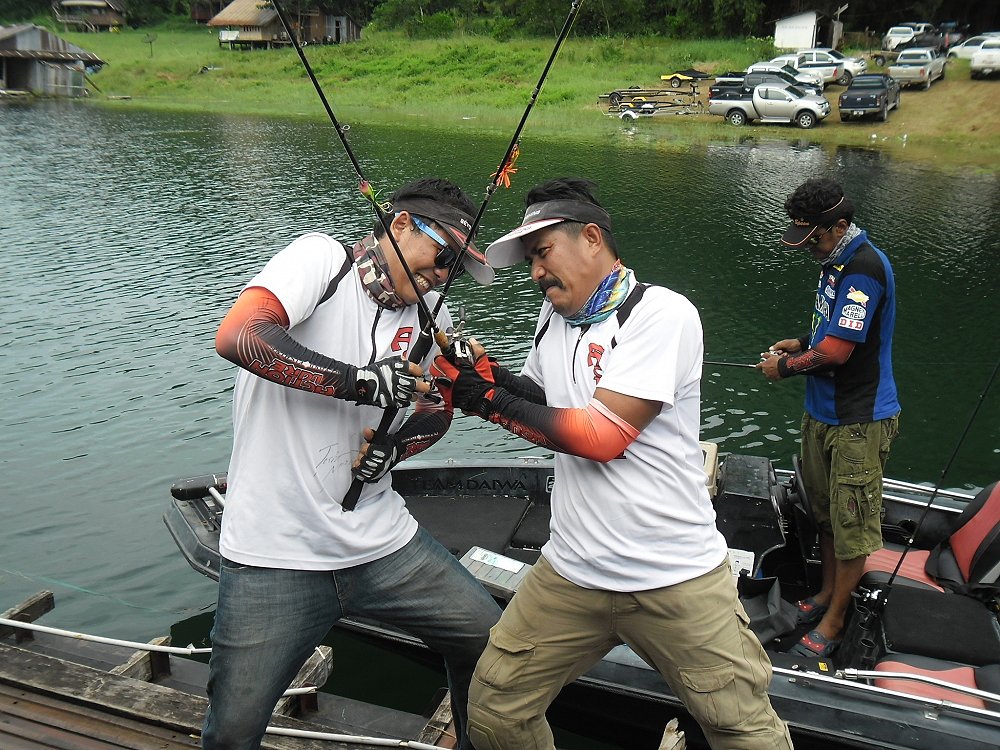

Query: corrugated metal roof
<box><xmin>0</xmin><ymin>49</ymin><xmax>104</xmax><ymax>62</ymax></box>
<box><xmin>208</xmin><ymin>0</ymin><xmax>278</xmax><ymax>27</ymax></box>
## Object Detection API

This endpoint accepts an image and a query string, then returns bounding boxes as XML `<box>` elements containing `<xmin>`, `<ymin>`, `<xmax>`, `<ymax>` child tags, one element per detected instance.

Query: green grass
<box><xmin>51</xmin><ymin>23</ymin><xmax>1000</xmax><ymax>169</ymax></box>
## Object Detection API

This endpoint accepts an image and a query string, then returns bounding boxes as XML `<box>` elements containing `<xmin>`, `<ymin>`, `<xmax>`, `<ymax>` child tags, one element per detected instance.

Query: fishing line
<box><xmin>270</xmin><ymin>0</ymin><xmax>438</xmax><ymax>333</ymax></box>
<box><xmin>341</xmin><ymin>1</ymin><xmax>584</xmax><ymax>511</ymax></box>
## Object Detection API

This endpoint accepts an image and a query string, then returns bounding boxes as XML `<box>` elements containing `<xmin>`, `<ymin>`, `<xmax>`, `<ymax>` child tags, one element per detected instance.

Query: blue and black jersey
<box><xmin>806</xmin><ymin>230</ymin><xmax>900</xmax><ymax>425</ymax></box>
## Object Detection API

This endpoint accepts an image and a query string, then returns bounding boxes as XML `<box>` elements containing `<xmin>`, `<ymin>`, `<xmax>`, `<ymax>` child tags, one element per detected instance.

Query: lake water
<box><xmin>2</xmin><ymin>101</ymin><xmax>998</xmax><ymax>746</ymax></box>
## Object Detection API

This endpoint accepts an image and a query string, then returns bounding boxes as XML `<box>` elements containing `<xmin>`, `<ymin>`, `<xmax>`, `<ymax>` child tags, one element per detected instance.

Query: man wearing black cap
<box><xmin>202</xmin><ymin>178</ymin><xmax>501</xmax><ymax>750</ymax></box>
<box><xmin>758</xmin><ymin>176</ymin><xmax>900</xmax><ymax>658</ymax></box>
<box><xmin>432</xmin><ymin>178</ymin><xmax>792</xmax><ymax>750</ymax></box>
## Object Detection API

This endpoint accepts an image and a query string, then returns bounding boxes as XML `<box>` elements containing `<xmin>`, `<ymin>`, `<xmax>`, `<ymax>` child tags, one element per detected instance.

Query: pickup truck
<box><xmin>888</xmin><ymin>48</ymin><xmax>947</xmax><ymax>89</ymax></box>
<box><xmin>971</xmin><ymin>38</ymin><xmax>1000</xmax><ymax>78</ymax></box>
<box><xmin>708</xmin><ymin>83</ymin><xmax>831</xmax><ymax>128</ymax></box>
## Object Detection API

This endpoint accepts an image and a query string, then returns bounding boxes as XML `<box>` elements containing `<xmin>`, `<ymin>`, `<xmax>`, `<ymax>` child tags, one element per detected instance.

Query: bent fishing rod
<box><xmin>270</xmin><ymin>0</ymin><xmax>438</xmax><ymax>334</ymax></box>
<box><xmin>342</xmin><ymin>1</ymin><xmax>584</xmax><ymax>510</ymax></box>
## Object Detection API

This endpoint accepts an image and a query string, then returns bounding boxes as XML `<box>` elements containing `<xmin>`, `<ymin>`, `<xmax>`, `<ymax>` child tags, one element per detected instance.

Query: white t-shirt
<box><xmin>522</xmin><ymin>280</ymin><xmax>727</xmax><ymax>591</ymax></box>
<box><xmin>219</xmin><ymin>232</ymin><xmax>451</xmax><ymax>570</ymax></box>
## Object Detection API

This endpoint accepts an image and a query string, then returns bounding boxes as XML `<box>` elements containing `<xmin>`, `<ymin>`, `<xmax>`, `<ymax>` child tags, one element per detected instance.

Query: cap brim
<box><xmin>437</xmin><ymin>224</ymin><xmax>494</xmax><ymax>285</ymax></box>
<box><xmin>485</xmin><ymin>218</ymin><xmax>567</xmax><ymax>270</ymax></box>
<box><xmin>781</xmin><ymin>221</ymin><xmax>821</xmax><ymax>248</ymax></box>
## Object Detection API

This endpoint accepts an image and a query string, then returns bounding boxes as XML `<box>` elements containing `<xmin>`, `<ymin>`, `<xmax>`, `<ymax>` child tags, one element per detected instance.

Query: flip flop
<box><xmin>791</xmin><ymin>629</ymin><xmax>839</xmax><ymax>658</ymax></box>
<box><xmin>795</xmin><ymin>596</ymin><xmax>828</xmax><ymax>626</ymax></box>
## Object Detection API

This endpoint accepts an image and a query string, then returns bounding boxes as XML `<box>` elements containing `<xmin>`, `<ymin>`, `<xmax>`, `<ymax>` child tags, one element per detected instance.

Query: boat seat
<box><xmin>406</xmin><ymin>495</ymin><xmax>530</xmax><ymax>560</ymax></box>
<box><xmin>861</xmin><ymin>480</ymin><xmax>1000</xmax><ymax>593</ymax></box>
<box><xmin>872</xmin><ymin>653</ymin><xmax>1000</xmax><ymax>710</ymax></box>
<box><xmin>880</xmin><ymin>584</ymin><xmax>1000</xmax><ymax>666</ymax></box>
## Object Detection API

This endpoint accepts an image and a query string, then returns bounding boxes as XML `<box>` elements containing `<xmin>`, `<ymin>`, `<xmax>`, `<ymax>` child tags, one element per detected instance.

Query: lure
<box><xmin>359</xmin><ymin>180</ymin><xmax>391</xmax><ymax>212</ymax></box>
<box><xmin>491</xmin><ymin>144</ymin><xmax>520</xmax><ymax>189</ymax></box>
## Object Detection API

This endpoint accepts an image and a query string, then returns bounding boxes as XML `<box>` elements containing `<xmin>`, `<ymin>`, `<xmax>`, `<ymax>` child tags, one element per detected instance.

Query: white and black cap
<box><xmin>485</xmin><ymin>200</ymin><xmax>613</xmax><ymax>269</ymax></box>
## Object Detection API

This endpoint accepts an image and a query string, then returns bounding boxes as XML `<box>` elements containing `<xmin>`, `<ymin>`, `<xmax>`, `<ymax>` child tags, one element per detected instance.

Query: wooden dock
<box><xmin>1</xmin><ymin>591</ymin><xmax>456</xmax><ymax>749</ymax></box>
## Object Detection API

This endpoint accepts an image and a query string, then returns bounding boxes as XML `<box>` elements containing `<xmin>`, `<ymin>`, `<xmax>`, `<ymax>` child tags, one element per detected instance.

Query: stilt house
<box><xmin>209</xmin><ymin>0</ymin><xmax>360</xmax><ymax>49</ymax></box>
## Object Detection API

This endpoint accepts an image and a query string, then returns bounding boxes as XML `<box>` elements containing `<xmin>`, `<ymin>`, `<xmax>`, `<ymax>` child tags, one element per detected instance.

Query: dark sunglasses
<box><xmin>412</xmin><ymin>216</ymin><xmax>464</xmax><ymax>277</ymax></box>
<box><xmin>808</xmin><ymin>226</ymin><xmax>833</xmax><ymax>245</ymax></box>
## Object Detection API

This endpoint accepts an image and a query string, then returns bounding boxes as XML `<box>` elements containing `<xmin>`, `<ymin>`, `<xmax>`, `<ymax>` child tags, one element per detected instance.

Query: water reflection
<box><xmin>1</xmin><ymin>103</ymin><xmax>997</xmax><ymax>643</ymax></box>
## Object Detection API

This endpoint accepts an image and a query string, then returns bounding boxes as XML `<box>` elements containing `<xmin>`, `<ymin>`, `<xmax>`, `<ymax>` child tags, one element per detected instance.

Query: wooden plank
<box><xmin>416</xmin><ymin>690</ymin><xmax>456</xmax><ymax>748</ymax></box>
<box><xmin>0</xmin><ymin>644</ymin><xmax>384</xmax><ymax>750</ymax></box>
<box><xmin>110</xmin><ymin>636</ymin><xmax>172</xmax><ymax>681</ymax></box>
<box><xmin>273</xmin><ymin>645</ymin><xmax>332</xmax><ymax>717</ymax></box>
<box><xmin>0</xmin><ymin>591</ymin><xmax>55</xmax><ymax>641</ymax></box>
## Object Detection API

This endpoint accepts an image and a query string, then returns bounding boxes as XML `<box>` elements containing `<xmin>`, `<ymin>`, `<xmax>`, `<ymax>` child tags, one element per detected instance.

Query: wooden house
<box><xmin>209</xmin><ymin>0</ymin><xmax>360</xmax><ymax>49</ymax></box>
<box><xmin>0</xmin><ymin>24</ymin><xmax>104</xmax><ymax>97</ymax></box>
<box><xmin>51</xmin><ymin>0</ymin><xmax>126</xmax><ymax>32</ymax></box>
<box><xmin>190</xmin><ymin>1</ymin><xmax>227</xmax><ymax>25</ymax></box>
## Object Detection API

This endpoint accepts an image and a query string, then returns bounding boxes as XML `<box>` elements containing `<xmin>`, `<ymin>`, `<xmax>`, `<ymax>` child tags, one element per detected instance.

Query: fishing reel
<box><xmin>439</xmin><ymin>305</ymin><xmax>477</xmax><ymax>366</ymax></box>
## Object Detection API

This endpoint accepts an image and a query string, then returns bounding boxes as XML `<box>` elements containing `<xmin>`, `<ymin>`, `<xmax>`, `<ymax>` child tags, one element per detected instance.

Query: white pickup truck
<box><xmin>888</xmin><ymin>48</ymin><xmax>947</xmax><ymax>89</ymax></box>
<box><xmin>708</xmin><ymin>83</ymin><xmax>831</xmax><ymax>128</ymax></box>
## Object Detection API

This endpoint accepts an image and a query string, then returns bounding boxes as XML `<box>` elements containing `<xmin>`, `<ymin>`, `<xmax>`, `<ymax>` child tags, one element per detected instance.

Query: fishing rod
<box><xmin>853</xmin><ymin>357</ymin><xmax>998</xmax><ymax>662</ymax></box>
<box><xmin>341</xmin><ymin>1</ymin><xmax>585</xmax><ymax>511</ymax></box>
<box><xmin>270</xmin><ymin>0</ymin><xmax>439</xmax><ymax>335</ymax></box>
<box><xmin>703</xmin><ymin>360</ymin><xmax>756</xmax><ymax>369</ymax></box>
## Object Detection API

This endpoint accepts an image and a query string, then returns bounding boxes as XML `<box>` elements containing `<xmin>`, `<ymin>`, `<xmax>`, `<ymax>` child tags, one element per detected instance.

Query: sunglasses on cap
<box><xmin>412</xmin><ymin>215</ymin><xmax>465</xmax><ymax>277</ymax></box>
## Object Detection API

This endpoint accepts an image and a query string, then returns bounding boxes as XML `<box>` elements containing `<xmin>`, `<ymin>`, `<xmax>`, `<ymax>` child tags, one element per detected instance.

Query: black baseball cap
<box><xmin>486</xmin><ymin>200</ymin><xmax>613</xmax><ymax>268</ymax></box>
<box><xmin>781</xmin><ymin>195</ymin><xmax>855</xmax><ymax>248</ymax></box>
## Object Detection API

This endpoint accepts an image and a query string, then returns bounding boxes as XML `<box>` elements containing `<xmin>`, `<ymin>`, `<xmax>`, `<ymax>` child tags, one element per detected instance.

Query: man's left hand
<box><xmin>352</xmin><ymin>428</ymin><xmax>401</xmax><ymax>483</ymax></box>
<box><xmin>430</xmin><ymin>355</ymin><xmax>497</xmax><ymax>416</ymax></box>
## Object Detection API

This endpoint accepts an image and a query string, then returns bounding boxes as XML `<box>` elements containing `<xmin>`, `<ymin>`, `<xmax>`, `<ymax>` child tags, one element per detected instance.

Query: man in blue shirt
<box><xmin>758</xmin><ymin>177</ymin><xmax>900</xmax><ymax>657</ymax></box>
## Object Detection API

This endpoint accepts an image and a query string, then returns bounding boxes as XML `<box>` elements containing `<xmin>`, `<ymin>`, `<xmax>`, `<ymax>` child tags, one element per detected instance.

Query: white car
<box><xmin>798</xmin><ymin>48</ymin><xmax>868</xmax><ymax>85</ymax></box>
<box><xmin>771</xmin><ymin>53</ymin><xmax>844</xmax><ymax>86</ymax></box>
<box><xmin>948</xmin><ymin>35</ymin><xmax>999</xmax><ymax>59</ymax></box>
<box><xmin>971</xmin><ymin>38</ymin><xmax>1000</xmax><ymax>78</ymax></box>
<box><xmin>884</xmin><ymin>26</ymin><xmax>917</xmax><ymax>51</ymax></box>
<box><xmin>747</xmin><ymin>61</ymin><xmax>824</xmax><ymax>89</ymax></box>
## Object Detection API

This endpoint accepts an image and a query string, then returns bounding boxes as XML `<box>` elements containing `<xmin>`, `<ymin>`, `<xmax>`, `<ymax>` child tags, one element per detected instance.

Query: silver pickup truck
<box><xmin>888</xmin><ymin>48</ymin><xmax>947</xmax><ymax>89</ymax></box>
<box><xmin>708</xmin><ymin>83</ymin><xmax>831</xmax><ymax>128</ymax></box>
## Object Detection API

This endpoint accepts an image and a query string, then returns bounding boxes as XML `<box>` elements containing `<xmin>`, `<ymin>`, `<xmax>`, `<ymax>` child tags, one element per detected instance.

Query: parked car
<box><xmin>771</xmin><ymin>52</ymin><xmax>844</xmax><ymax>85</ymax></box>
<box><xmin>948</xmin><ymin>35</ymin><xmax>998</xmax><ymax>59</ymax></box>
<box><xmin>798</xmin><ymin>48</ymin><xmax>868</xmax><ymax>85</ymax></box>
<box><xmin>747</xmin><ymin>61</ymin><xmax>824</xmax><ymax>89</ymax></box>
<box><xmin>883</xmin><ymin>26</ymin><xmax>918</xmax><ymax>51</ymax></box>
<box><xmin>708</xmin><ymin>83</ymin><xmax>831</xmax><ymax>128</ymax></box>
<box><xmin>888</xmin><ymin>48</ymin><xmax>948</xmax><ymax>89</ymax></box>
<box><xmin>711</xmin><ymin>70</ymin><xmax>822</xmax><ymax>98</ymax></box>
<box><xmin>838</xmin><ymin>74</ymin><xmax>901</xmax><ymax>121</ymax></box>
<box><xmin>971</xmin><ymin>38</ymin><xmax>1000</xmax><ymax>78</ymax></box>
<box><xmin>900</xmin><ymin>22</ymin><xmax>946</xmax><ymax>51</ymax></box>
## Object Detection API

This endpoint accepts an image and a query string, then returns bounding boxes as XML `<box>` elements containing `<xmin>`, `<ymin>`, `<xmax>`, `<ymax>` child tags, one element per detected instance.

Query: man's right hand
<box><xmin>353</xmin><ymin>356</ymin><xmax>425</xmax><ymax>408</ymax></box>
<box><xmin>767</xmin><ymin>338</ymin><xmax>803</xmax><ymax>356</ymax></box>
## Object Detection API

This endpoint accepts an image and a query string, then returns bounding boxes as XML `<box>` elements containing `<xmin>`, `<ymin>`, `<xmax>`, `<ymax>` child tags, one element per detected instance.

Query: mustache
<box><xmin>538</xmin><ymin>278</ymin><xmax>563</xmax><ymax>296</ymax></box>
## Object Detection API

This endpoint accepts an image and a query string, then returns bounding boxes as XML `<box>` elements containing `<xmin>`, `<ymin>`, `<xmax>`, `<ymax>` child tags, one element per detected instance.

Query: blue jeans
<box><xmin>202</xmin><ymin>527</ymin><xmax>501</xmax><ymax>750</ymax></box>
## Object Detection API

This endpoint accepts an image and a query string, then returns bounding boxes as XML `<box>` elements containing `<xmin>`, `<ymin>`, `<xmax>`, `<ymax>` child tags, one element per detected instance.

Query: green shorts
<box><xmin>800</xmin><ymin>413</ymin><xmax>900</xmax><ymax>560</ymax></box>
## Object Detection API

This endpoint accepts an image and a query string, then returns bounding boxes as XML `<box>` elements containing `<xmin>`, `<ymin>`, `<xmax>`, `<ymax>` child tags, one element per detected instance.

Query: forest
<box><xmin>3</xmin><ymin>0</ymin><xmax>998</xmax><ymax>39</ymax></box>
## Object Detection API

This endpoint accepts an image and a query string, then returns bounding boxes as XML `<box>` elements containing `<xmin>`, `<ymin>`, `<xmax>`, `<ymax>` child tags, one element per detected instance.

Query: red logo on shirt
<box><xmin>391</xmin><ymin>327</ymin><xmax>413</xmax><ymax>354</ymax></box>
<box><xmin>587</xmin><ymin>344</ymin><xmax>605</xmax><ymax>384</ymax></box>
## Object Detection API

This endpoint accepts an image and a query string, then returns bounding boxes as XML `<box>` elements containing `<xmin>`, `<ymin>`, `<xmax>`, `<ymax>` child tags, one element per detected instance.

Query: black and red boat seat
<box><xmin>873</xmin><ymin>653</ymin><xmax>1000</xmax><ymax>710</ymax></box>
<box><xmin>861</xmin><ymin>480</ymin><xmax>1000</xmax><ymax>593</ymax></box>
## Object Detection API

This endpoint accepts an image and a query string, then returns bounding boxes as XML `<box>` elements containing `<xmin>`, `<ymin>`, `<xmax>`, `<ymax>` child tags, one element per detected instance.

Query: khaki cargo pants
<box><xmin>468</xmin><ymin>555</ymin><xmax>793</xmax><ymax>750</ymax></box>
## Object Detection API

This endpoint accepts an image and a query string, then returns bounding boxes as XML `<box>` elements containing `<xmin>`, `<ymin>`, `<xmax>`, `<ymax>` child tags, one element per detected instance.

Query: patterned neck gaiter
<box><xmin>564</xmin><ymin>260</ymin><xmax>634</xmax><ymax>328</ymax></box>
<box><xmin>821</xmin><ymin>223</ymin><xmax>861</xmax><ymax>267</ymax></box>
<box><xmin>353</xmin><ymin>233</ymin><xmax>407</xmax><ymax>310</ymax></box>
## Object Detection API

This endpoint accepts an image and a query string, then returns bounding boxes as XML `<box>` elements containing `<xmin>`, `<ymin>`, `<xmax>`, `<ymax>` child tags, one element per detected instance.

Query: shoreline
<box><xmin>46</xmin><ymin>25</ymin><xmax>1000</xmax><ymax>174</ymax></box>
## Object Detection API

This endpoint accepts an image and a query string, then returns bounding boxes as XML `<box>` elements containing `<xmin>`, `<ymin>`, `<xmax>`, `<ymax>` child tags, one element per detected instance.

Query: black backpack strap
<box><xmin>316</xmin><ymin>246</ymin><xmax>354</xmax><ymax>308</ymax></box>
<box><xmin>534</xmin><ymin>311</ymin><xmax>555</xmax><ymax>348</ymax></box>
<box><xmin>611</xmin><ymin>283</ymin><xmax>649</xmax><ymax>349</ymax></box>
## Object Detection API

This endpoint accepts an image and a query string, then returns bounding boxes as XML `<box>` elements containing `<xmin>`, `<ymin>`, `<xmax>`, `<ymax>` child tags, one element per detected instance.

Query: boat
<box><xmin>0</xmin><ymin>591</ymin><xmax>461</xmax><ymax>749</ymax></box>
<box><xmin>164</xmin><ymin>450</ymin><xmax>1000</xmax><ymax>749</ymax></box>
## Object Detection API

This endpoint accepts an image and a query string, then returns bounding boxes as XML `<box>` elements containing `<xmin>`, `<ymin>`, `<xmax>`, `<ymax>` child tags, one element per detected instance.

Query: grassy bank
<box><xmin>60</xmin><ymin>23</ymin><xmax>1000</xmax><ymax>171</ymax></box>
